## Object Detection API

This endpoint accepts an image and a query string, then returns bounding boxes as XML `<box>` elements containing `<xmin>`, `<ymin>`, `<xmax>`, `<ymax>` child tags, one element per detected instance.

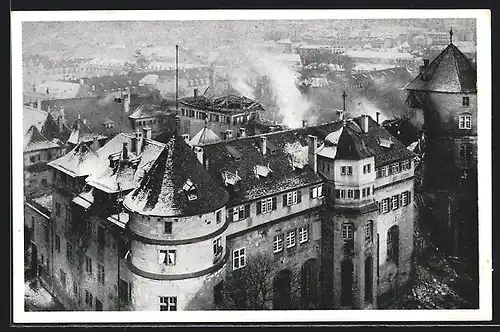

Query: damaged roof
<box><xmin>129</xmin><ymin>103</ymin><xmax>164</xmax><ymax>119</ymax></box>
<box><xmin>188</xmin><ymin>124</ymin><xmax>221</xmax><ymax>146</ymax></box>
<box><xmin>48</xmin><ymin>141</ymin><xmax>107</xmax><ymax>178</ymax></box>
<box><xmin>181</xmin><ymin>94</ymin><xmax>266</xmax><ymax>115</ymax></box>
<box><xmin>123</xmin><ymin>134</ymin><xmax>229</xmax><ymax>217</ymax></box>
<box><xmin>405</xmin><ymin>43</ymin><xmax>477</xmax><ymax>93</ymax></box>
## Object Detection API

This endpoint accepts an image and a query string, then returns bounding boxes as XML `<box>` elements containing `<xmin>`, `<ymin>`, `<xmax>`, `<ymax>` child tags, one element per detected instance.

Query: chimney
<box><xmin>175</xmin><ymin>115</ymin><xmax>181</xmax><ymax>134</ymax></box>
<box><xmin>79</xmin><ymin>78</ymin><xmax>85</xmax><ymax>86</ymax></box>
<box><xmin>239</xmin><ymin>128</ymin><xmax>246</xmax><ymax>138</ymax></box>
<box><xmin>193</xmin><ymin>88</ymin><xmax>199</xmax><ymax>98</ymax></box>
<box><xmin>361</xmin><ymin>115</ymin><xmax>369</xmax><ymax>133</ymax></box>
<box><xmin>302</xmin><ymin>120</ymin><xmax>308</xmax><ymax>128</ymax></box>
<box><xmin>122</xmin><ymin>142</ymin><xmax>128</xmax><ymax>160</ymax></box>
<box><xmin>134</xmin><ymin>130</ymin><xmax>143</xmax><ymax>154</ymax></box>
<box><xmin>376</xmin><ymin>112</ymin><xmax>380</xmax><ymax>124</ymax></box>
<box><xmin>182</xmin><ymin>133</ymin><xmax>190</xmax><ymax>142</ymax></box>
<box><xmin>308</xmin><ymin>135</ymin><xmax>318</xmax><ymax>173</ymax></box>
<box><xmin>260</xmin><ymin>136</ymin><xmax>267</xmax><ymax>155</ymax></box>
<box><xmin>224</xmin><ymin>129</ymin><xmax>233</xmax><ymax>140</ymax></box>
<box><xmin>194</xmin><ymin>146</ymin><xmax>203</xmax><ymax>165</ymax></box>
<box><xmin>423</xmin><ymin>58</ymin><xmax>429</xmax><ymax>67</ymax></box>
<box><xmin>269</xmin><ymin>126</ymin><xmax>276</xmax><ymax>132</ymax></box>
<box><xmin>143</xmin><ymin>126</ymin><xmax>152</xmax><ymax>140</ymax></box>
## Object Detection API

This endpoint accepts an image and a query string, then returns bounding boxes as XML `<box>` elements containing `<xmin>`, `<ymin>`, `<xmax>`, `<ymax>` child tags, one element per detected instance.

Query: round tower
<box><xmin>123</xmin><ymin>134</ymin><xmax>230</xmax><ymax>311</ymax></box>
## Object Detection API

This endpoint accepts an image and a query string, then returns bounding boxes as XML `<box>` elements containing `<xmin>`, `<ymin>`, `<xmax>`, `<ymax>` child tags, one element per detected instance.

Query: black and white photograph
<box><xmin>11</xmin><ymin>9</ymin><xmax>491</xmax><ymax>323</ymax></box>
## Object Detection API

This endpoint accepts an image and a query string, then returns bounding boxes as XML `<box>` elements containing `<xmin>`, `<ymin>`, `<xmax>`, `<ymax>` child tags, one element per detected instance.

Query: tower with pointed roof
<box><xmin>405</xmin><ymin>32</ymin><xmax>478</xmax><ymax>274</ymax></box>
<box><xmin>122</xmin><ymin>134</ymin><xmax>230</xmax><ymax>310</ymax></box>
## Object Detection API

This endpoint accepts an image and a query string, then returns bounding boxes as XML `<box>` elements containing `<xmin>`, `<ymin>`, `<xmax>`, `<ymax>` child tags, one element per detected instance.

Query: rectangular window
<box><xmin>299</xmin><ymin>226</ymin><xmax>309</xmax><ymax>244</ymax></box>
<box><xmin>381</xmin><ymin>198</ymin><xmax>389</xmax><ymax>213</ymax></box>
<box><xmin>367</xmin><ymin>187</ymin><xmax>371</xmax><ymax>196</ymax></box>
<box><xmin>362</xmin><ymin>188</ymin><xmax>366</xmax><ymax>197</ymax></box>
<box><xmin>159</xmin><ymin>249</ymin><xmax>176</xmax><ymax>266</ymax></box>
<box><xmin>54</xmin><ymin>235</ymin><xmax>60</xmax><ymax>252</ymax></box>
<box><xmin>340</xmin><ymin>166</ymin><xmax>346</xmax><ymax>175</ymax></box>
<box><xmin>216</xmin><ymin>209</ymin><xmax>222</xmax><ymax>224</ymax></box>
<box><xmin>393</xmin><ymin>163</ymin><xmax>400</xmax><ymax>174</ymax></box>
<box><xmin>85</xmin><ymin>256</ymin><xmax>92</xmax><ymax>274</ymax></box>
<box><xmin>310</xmin><ymin>185</ymin><xmax>323</xmax><ymax>199</ymax></box>
<box><xmin>213</xmin><ymin>237</ymin><xmax>223</xmax><ymax>257</ymax></box>
<box><xmin>286</xmin><ymin>230</ymin><xmax>296</xmax><ymax>248</ymax></box>
<box><xmin>363</xmin><ymin>164</ymin><xmax>371</xmax><ymax>174</ymax></box>
<box><xmin>459</xmin><ymin>114</ymin><xmax>472</xmax><ymax>129</ymax></box>
<box><xmin>392</xmin><ymin>195</ymin><xmax>400</xmax><ymax>210</ymax></box>
<box><xmin>462</xmin><ymin>96</ymin><xmax>470</xmax><ymax>106</ymax></box>
<box><xmin>164</xmin><ymin>221</ymin><xmax>172</xmax><ymax>234</ymax></box>
<box><xmin>365</xmin><ymin>221</ymin><xmax>373</xmax><ymax>241</ymax></box>
<box><xmin>286</xmin><ymin>191</ymin><xmax>298</xmax><ymax>206</ymax></box>
<box><xmin>273</xmin><ymin>234</ymin><xmax>284</xmax><ymax>253</ymax></box>
<box><xmin>260</xmin><ymin>197</ymin><xmax>274</xmax><ymax>214</ymax></box>
<box><xmin>85</xmin><ymin>290</ymin><xmax>93</xmax><ymax>306</ymax></box>
<box><xmin>232</xmin><ymin>248</ymin><xmax>246</xmax><ymax>270</ymax></box>
<box><xmin>73</xmin><ymin>281</ymin><xmax>78</xmax><ymax>296</ymax></box>
<box><xmin>43</xmin><ymin>224</ymin><xmax>49</xmax><ymax>243</ymax></box>
<box><xmin>98</xmin><ymin>263</ymin><xmax>105</xmax><ymax>285</ymax></box>
<box><xmin>340</xmin><ymin>189</ymin><xmax>346</xmax><ymax>199</ymax></box>
<box><xmin>347</xmin><ymin>166</ymin><xmax>353</xmax><ymax>175</ymax></box>
<box><xmin>66</xmin><ymin>242</ymin><xmax>73</xmax><ymax>263</ymax></box>
<box><xmin>347</xmin><ymin>189</ymin><xmax>354</xmax><ymax>199</ymax></box>
<box><xmin>342</xmin><ymin>223</ymin><xmax>354</xmax><ymax>241</ymax></box>
<box><xmin>402</xmin><ymin>191</ymin><xmax>409</xmax><ymax>206</ymax></box>
<box><xmin>159</xmin><ymin>296</ymin><xmax>177</xmax><ymax>311</ymax></box>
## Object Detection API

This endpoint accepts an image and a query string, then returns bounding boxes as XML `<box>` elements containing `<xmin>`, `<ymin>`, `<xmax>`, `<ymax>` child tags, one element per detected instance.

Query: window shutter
<box><xmin>309</xmin><ymin>188</ymin><xmax>313</xmax><ymax>199</ymax></box>
<box><xmin>335</xmin><ymin>189</ymin><xmax>340</xmax><ymax>199</ymax></box>
<box><xmin>283</xmin><ymin>194</ymin><xmax>287</xmax><ymax>207</ymax></box>
<box><xmin>228</xmin><ymin>208</ymin><xmax>234</xmax><ymax>221</ymax></box>
<box><xmin>244</xmin><ymin>204</ymin><xmax>250</xmax><ymax>218</ymax></box>
<box><xmin>272</xmin><ymin>197</ymin><xmax>277</xmax><ymax>210</ymax></box>
<box><xmin>408</xmin><ymin>190</ymin><xmax>412</xmax><ymax>203</ymax></box>
<box><xmin>399</xmin><ymin>193</ymin><xmax>403</xmax><ymax>207</ymax></box>
<box><xmin>256</xmin><ymin>202</ymin><xmax>261</xmax><ymax>215</ymax></box>
<box><xmin>297</xmin><ymin>190</ymin><xmax>302</xmax><ymax>203</ymax></box>
<box><xmin>388</xmin><ymin>197</ymin><xmax>392</xmax><ymax>211</ymax></box>
<box><xmin>378</xmin><ymin>201</ymin><xmax>381</xmax><ymax>213</ymax></box>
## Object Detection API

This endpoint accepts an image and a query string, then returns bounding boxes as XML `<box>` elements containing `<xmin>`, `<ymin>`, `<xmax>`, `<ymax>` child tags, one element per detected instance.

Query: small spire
<box><xmin>449</xmin><ymin>27</ymin><xmax>454</xmax><ymax>44</ymax></box>
<box><xmin>204</xmin><ymin>117</ymin><xmax>208</xmax><ymax>129</ymax></box>
<box><xmin>341</xmin><ymin>91</ymin><xmax>347</xmax><ymax>125</ymax></box>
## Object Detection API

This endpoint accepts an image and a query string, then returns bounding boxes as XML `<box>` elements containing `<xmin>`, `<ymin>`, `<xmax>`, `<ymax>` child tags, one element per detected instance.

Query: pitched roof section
<box><xmin>188</xmin><ymin>125</ymin><xmax>221</xmax><ymax>146</ymax></box>
<box><xmin>48</xmin><ymin>141</ymin><xmax>108</xmax><ymax>177</ymax></box>
<box><xmin>24</xmin><ymin>125</ymin><xmax>60</xmax><ymax>152</ymax></box>
<box><xmin>405</xmin><ymin>43</ymin><xmax>477</xmax><ymax>93</ymax></box>
<box><xmin>23</xmin><ymin>106</ymin><xmax>47</xmax><ymax>135</ymax></box>
<box><xmin>123</xmin><ymin>134</ymin><xmax>229</xmax><ymax>217</ymax></box>
<box><xmin>67</xmin><ymin>117</ymin><xmax>107</xmax><ymax>145</ymax></box>
<box><xmin>129</xmin><ymin>103</ymin><xmax>163</xmax><ymax>120</ymax></box>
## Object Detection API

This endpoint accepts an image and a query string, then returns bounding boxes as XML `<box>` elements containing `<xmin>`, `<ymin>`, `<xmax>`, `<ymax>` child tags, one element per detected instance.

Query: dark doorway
<box><xmin>387</xmin><ymin>225</ymin><xmax>400</xmax><ymax>266</ymax></box>
<box><xmin>341</xmin><ymin>260</ymin><xmax>354</xmax><ymax>307</ymax></box>
<box><xmin>300</xmin><ymin>259</ymin><xmax>318</xmax><ymax>309</ymax></box>
<box><xmin>364</xmin><ymin>256</ymin><xmax>373</xmax><ymax>304</ymax></box>
<box><xmin>95</xmin><ymin>298</ymin><xmax>103</xmax><ymax>311</ymax></box>
<box><xmin>273</xmin><ymin>269</ymin><xmax>292</xmax><ymax>310</ymax></box>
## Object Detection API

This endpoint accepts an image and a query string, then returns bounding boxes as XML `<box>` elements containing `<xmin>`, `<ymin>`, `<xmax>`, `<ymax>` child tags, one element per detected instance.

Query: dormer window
<box><xmin>459</xmin><ymin>114</ymin><xmax>472</xmax><ymax>130</ymax></box>
<box><xmin>183</xmin><ymin>179</ymin><xmax>198</xmax><ymax>201</ymax></box>
<box><xmin>379</xmin><ymin>138</ymin><xmax>393</xmax><ymax>148</ymax></box>
<box><xmin>223</xmin><ymin>170</ymin><xmax>241</xmax><ymax>186</ymax></box>
<box><xmin>255</xmin><ymin>164</ymin><xmax>273</xmax><ymax>178</ymax></box>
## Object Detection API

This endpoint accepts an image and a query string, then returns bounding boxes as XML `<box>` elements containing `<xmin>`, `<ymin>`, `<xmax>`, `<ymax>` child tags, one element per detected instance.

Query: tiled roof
<box><xmin>201</xmin><ymin>116</ymin><xmax>415</xmax><ymax>206</ymax></box>
<box><xmin>85</xmin><ymin>133</ymin><xmax>166</xmax><ymax>194</ymax></box>
<box><xmin>67</xmin><ymin>118</ymin><xmax>108</xmax><ymax>145</ymax></box>
<box><xmin>405</xmin><ymin>43</ymin><xmax>477</xmax><ymax>93</ymax></box>
<box><xmin>188</xmin><ymin>125</ymin><xmax>221</xmax><ymax>146</ymax></box>
<box><xmin>24</xmin><ymin>125</ymin><xmax>60</xmax><ymax>152</ymax></box>
<box><xmin>48</xmin><ymin>141</ymin><xmax>108</xmax><ymax>178</ymax></box>
<box><xmin>129</xmin><ymin>103</ymin><xmax>164</xmax><ymax>120</ymax></box>
<box><xmin>123</xmin><ymin>134</ymin><xmax>229</xmax><ymax>217</ymax></box>
<box><xmin>40</xmin><ymin>113</ymin><xmax>70</xmax><ymax>143</ymax></box>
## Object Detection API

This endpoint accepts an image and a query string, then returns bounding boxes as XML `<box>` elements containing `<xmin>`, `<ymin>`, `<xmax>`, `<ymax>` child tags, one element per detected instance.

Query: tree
<box><xmin>219</xmin><ymin>253</ymin><xmax>275</xmax><ymax>310</ymax></box>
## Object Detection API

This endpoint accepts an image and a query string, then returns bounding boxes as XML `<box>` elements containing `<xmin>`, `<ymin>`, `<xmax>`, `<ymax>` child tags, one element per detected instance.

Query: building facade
<box><xmin>25</xmin><ymin>113</ymin><xmax>416</xmax><ymax>311</ymax></box>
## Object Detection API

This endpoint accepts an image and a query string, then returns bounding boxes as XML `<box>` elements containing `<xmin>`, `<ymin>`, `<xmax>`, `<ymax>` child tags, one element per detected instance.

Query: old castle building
<box><xmin>405</xmin><ymin>37</ymin><xmax>478</xmax><ymax>276</ymax></box>
<box><xmin>25</xmin><ymin>111</ymin><xmax>416</xmax><ymax>310</ymax></box>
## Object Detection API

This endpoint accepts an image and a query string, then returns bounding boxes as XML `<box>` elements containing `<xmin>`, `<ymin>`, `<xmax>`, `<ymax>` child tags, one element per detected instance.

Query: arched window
<box><xmin>273</xmin><ymin>269</ymin><xmax>292</xmax><ymax>310</ymax></box>
<box><xmin>300</xmin><ymin>259</ymin><xmax>318</xmax><ymax>309</ymax></box>
<box><xmin>387</xmin><ymin>225</ymin><xmax>399</xmax><ymax>266</ymax></box>
<box><xmin>341</xmin><ymin>260</ymin><xmax>354</xmax><ymax>306</ymax></box>
<box><xmin>364</xmin><ymin>256</ymin><xmax>373</xmax><ymax>304</ymax></box>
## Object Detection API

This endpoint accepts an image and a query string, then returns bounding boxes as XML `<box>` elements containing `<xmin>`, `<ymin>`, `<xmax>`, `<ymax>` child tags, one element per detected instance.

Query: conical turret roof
<box><xmin>123</xmin><ymin>134</ymin><xmax>229</xmax><ymax>217</ymax></box>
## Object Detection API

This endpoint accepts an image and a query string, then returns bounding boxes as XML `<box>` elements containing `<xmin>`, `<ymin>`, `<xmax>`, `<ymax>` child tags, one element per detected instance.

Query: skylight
<box><xmin>255</xmin><ymin>164</ymin><xmax>272</xmax><ymax>178</ymax></box>
<box><xmin>379</xmin><ymin>137</ymin><xmax>394</xmax><ymax>148</ymax></box>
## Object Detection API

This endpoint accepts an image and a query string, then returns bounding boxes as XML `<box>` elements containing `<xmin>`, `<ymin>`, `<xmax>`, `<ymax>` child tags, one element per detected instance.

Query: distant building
<box><xmin>26</xmin><ymin>113</ymin><xmax>416</xmax><ymax>310</ymax></box>
<box><xmin>344</xmin><ymin>50</ymin><xmax>416</xmax><ymax>68</ymax></box>
<box><xmin>35</xmin><ymin>81</ymin><xmax>91</xmax><ymax>100</ymax></box>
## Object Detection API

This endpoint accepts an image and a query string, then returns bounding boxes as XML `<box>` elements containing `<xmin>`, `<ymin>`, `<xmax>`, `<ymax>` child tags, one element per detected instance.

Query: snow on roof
<box><xmin>138</xmin><ymin>74</ymin><xmax>159</xmax><ymax>85</ymax></box>
<box><xmin>67</xmin><ymin>118</ymin><xmax>107</xmax><ymax>145</ymax></box>
<box><xmin>24</xmin><ymin>125</ymin><xmax>60</xmax><ymax>152</ymax></box>
<box><xmin>48</xmin><ymin>141</ymin><xmax>108</xmax><ymax>178</ymax></box>
<box><xmin>283</xmin><ymin>141</ymin><xmax>308</xmax><ymax>170</ymax></box>
<box><xmin>345</xmin><ymin>50</ymin><xmax>414</xmax><ymax>60</ymax></box>
<box><xmin>189</xmin><ymin>126</ymin><xmax>221</xmax><ymax>146</ymax></box>
<box><xmin>23</xmin><ymin>105</ymin><xmax>48</xmax><ymax>135</ymax></box>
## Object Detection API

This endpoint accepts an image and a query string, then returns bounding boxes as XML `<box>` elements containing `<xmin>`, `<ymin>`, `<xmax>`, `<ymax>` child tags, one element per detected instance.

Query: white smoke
<box><xmin>350</xmin><ymin>97</ymin><xmax>389</xmax><ymax>124</ymax></box>
<box><xmin>222</xmin><ymin>43</ymin><xmax>312</xmax><ymax>128</ymax></box>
